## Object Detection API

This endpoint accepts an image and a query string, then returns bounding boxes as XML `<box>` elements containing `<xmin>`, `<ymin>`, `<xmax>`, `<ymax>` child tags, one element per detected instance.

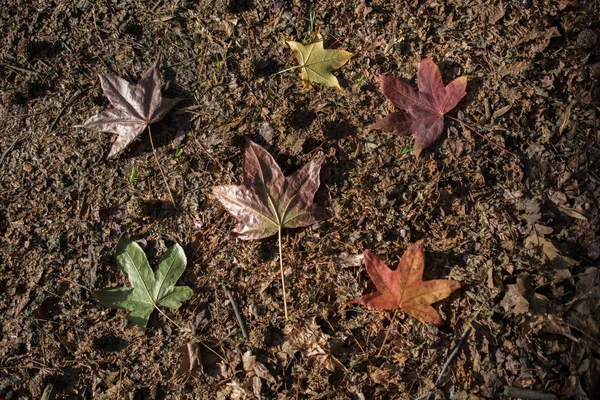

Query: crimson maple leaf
<box><xmin>77</xmin><ymin>55</ymin><xmax>183</xmax><ymax>159</ymax></box>
<box><xmin>353</xmin><ymin>240</ymin><xmax>460</xmax><ymax>325</ymax></box>
<box><xmin>371</xmin><ymin>58</ymin><xmax>467</xmax><ymax>157</ymax></box>
<box><xmin>212</xmin><ymin>138</ymin><xmax>329</xmax><ymax>240</ymax></box>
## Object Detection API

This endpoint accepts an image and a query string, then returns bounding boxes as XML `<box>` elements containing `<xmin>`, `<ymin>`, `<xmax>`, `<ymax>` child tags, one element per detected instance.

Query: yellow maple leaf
<box><xmin>286</xmin><ymin>33</ymin><xmax>354</xmax><ymax>89</ymax></box>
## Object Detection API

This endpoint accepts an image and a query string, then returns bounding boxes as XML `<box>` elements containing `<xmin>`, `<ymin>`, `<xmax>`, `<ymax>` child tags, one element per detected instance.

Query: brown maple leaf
<box><xmin>371</xmin><ymin>58</ymin><xmax>467</xmax><ymax>157</ymax></box>
<box><xmin>77</xmin><ymin>55</ymin><xmax>183</xmax><ymax>159</ymax></box>
<box><xmin>353</xmin><ymin>240</ymin><xmax>460</xmax><ymax>325</ymax></box>
<box><xmin>212</xmin><ymin>138</ymin><xmax>329</xmax><ymax>319</ymax></box>
<box><xmin>212</xmin><ymin>138</ymin><xmax>329</xmax><ymax>240</ymax></box>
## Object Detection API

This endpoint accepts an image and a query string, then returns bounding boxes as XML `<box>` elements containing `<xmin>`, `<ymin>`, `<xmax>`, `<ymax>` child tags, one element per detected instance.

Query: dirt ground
<box><xmin>1</xmin><ymin>0</ymin><xmax>599</xmax><ymax>399</ymax></box>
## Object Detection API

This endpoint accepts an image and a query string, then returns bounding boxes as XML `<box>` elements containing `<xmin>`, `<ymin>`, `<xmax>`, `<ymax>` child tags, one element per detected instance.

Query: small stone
<box><xmin>239</xmin><ymin>56</ymin><xmax>256</xmax><ymax>80</ymax></box>
<box><xmin>259</xmin><ymin>122</ymin><xmax>274</xmax><ymax>143</ymax></box>
<box><xmin>126</xmin><ymin>196</ymin><xmax>145</xmax><ymax>219</ymax></box>
<box><xmin>577</xmin><ymin>29</ymin><xmax>597</xmax><ymax>49</ymax></box>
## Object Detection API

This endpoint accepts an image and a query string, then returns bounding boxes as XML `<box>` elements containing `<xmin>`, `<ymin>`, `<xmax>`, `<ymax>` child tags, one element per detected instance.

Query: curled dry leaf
<box><xmin>76</xmin><ymin>55</ymin><xmax>183</xmax><ymax>158</ymax></box>
<box><xmin>371</xmin><ymin>58</ymin><xmax>467</xmax><ymax>156</ymax></box>
<box><xmin>287</xmin><ymin>33</ymin><xmax>354</xmax><ymax>89</ymax></box>
<box><xmin>175</xmin><ymin>343</ymin><xmax>202</xmax><ymax>379</ymax></box>
<box><xmin>353</xmin><ymin>240</ymin><xmax>461</xmax><ymax>325</ymax></box>
<box><xmin>212</xmin><ymin>138</ymin><xmax>329</xmax><ymax>240</ymax></box>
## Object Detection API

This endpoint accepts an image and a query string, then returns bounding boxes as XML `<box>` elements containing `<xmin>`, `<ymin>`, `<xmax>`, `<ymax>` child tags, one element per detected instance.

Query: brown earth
<box><xmin>1</xmin><ymin>0</ymin><xmax>599</xmax><ymax>399</ymax></box>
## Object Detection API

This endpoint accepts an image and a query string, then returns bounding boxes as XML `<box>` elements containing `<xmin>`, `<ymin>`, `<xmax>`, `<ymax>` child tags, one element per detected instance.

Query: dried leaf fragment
<box><xmin>371</xmin><ymin>59</ymin><xmax>467</xmax><ymax>156</ymax></box>
<box><xmin>353</xmin><ymin>240</ymin><xmax>460</xmax><ymax>325</ymax></box>
<box><xmin>175</xmin><ymin>343</ymin><xmax>202</xmax><ymax>379</ymax></box>
<box><xmin>212</xmin><ymin>138</ymin><xmax>329</xmax><ymax>240</ymax></box>
<box><xmin>286</xmin><ymin>33</ymin><xmax>354</xmax><ymax>88</ymax></box>
<box><xmin>77</xmin><ymin>55</ymin><xmax>183</xmax><ymax>158</ymax></box>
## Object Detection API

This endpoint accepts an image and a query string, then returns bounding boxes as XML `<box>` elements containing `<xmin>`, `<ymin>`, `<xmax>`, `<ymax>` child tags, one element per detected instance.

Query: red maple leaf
<box><xmin>353</xmin><ymin>240</ymin><xmax>460</xmax><ymax>325</ymax></box>
<box><xmin>371</xmin><ymin>59</ymin><xmax>467</xmax><ymax>157</ymax></box>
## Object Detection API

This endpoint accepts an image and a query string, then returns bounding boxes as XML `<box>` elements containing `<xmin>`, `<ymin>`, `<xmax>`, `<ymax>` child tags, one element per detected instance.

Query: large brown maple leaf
<box><xmin>371</xmin><ymin>58</ymin><xmax>467</xmax><ymax>157</ymax></box>
<box><xmin>353</xmin><ymin>240</ymin><xmax>460</xmax><ymax>325</ymax></box>
<box><xmin>212</xmin><ymin>139</ymin><xmax>329</xmax><ymax>239</ymax></box>
<box><xmin>77</xmin><ymin>55</ymin><xmax>183</xmax><ymax>159</ymax></box>
<box><xmin>213</xmin><ymin>139</ymin><xmax>329</xmax><ymax>319</ymax></box>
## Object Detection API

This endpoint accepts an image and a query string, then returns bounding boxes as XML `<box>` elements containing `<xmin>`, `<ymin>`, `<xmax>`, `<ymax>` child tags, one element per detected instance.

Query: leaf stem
<box><xmin>147</xmin><ymin>125</ymin><xmax>177</xmax><ymax>207</ymax></box>
<box><xmin>268</xmin><ymin>66</ymin><xmax>298</xmax><ymax>78</ymax></box>
<box><xmin>153</xmin><ymin>304</ymin><xmax>228</xmax><ymax>363</ymax></box>
<box><xmin>446</xmin><ymin>115</ymin><xmax>515</xmax><ymax>157</ymax></box>
<box><xmin>278</xmin><ymin>226</ymin><xmax>289</xmax><ymax>320</ymax></box>
<box><xmin>377</xmin><ymin>309</ymin><xmax>398</xmax><ymax>357</ymax></box>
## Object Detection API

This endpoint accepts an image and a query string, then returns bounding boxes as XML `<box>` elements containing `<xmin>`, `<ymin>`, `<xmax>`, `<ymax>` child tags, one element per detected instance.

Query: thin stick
<box><xmin>0</xmin><ymin>62</ymin><xmax>39</xmax><ymax>75</ymax></box>
<box><xmin>415</xmin><ymin>325</ymin><xmax>473</xmax><ymax>400</ymax></box>
<box><xmin>278</xmin><ymin>226</ymin><xmax>289</xmax><ymax>320</ymax></box>
<box><xmin>377</xmin><ymin>309</ymin><xmax>398</xmax><ymax>357</ymax></box>
<box><xmin>446</xmin><ymin>115</ymin><xmax>515</xmax><ymax>157</ymax></box>
<box><xmin>222</xmin><ymin>285</ymin><xmax>248</xmax><ymax>340</ymax></box>
<box><xmin>502</xmin><ymin>386</ymin><xmax>557</xmax><ymax>400</ymax></box>
<box><xmin>153</xmin><ymin>305</ymin><xmax>227</xmax><ymax>363</ymax></box>
<box><xmin>434</xmin><ymin>325</ymin><xmax>471</xmax><ymax>385</ymax></box>
<box><xmin>0</xmin><ymin>139</ymin><xmax>18</xmax><ymax>168</ymax></box>
<box><xmin>43</xmin><ymin>90</ymin><xmax>84</xmax><ymax>138</ymax></box>
<box><xmin>147</xmin><ymin>125</ymin><xmax>176</xmax><ymax>207</ymax></box>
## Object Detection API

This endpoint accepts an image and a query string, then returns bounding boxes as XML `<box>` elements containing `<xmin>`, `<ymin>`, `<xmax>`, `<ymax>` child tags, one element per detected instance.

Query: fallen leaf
<box><xmin>213</xmin><ymin>139</ymin><xmax>329</xmax><ymax>318</ymax></box>
<box><xmin>500</xmin><ymin>275</ymin><xmax>530</xmax><ymax>315</ymax></box>
<box><xmin>353</xmin><ymin>240</ymin><xmax>460</xmax><ymax>325</ymax></box>
<box><xmin>572</xmin><ymin>267</ymin><xmax>600</xmax><ymax>316</ymax></box>
<box><xmin>77</xmin><ymin>55</ymin><xmax>183</xmax><ymax>159</ymax></box>
<box><xmin>93</xmin><ymin>238</ymin><xmax>193</xmax><ymax>328</ymax></box>
<box><xmin>524</xmin><ymin>231</ymin><xmax>578</xmax><ymax>269</ymax></box>
<box><xmin>175</xmin><ymin>343</ymin><xmax>202</xmax><ymax>379</ymax></box>
<box><xmin>287</xmin><ymin>33</ymin><xmax>354</xmax><ymax>88</ymax></box>
<box><xmin>212</xmin><ymin>138</ymin><xmax>329</xmax><ymax>240</ymax></box>
<box><xmin>371</xmin><ymin>58</ymin><xmax>467</xmax><ymax>156</ymax></box>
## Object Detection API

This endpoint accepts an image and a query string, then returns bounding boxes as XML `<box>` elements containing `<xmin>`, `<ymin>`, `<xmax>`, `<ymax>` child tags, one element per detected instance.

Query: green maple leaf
<box><xmin>93</xmin><ymin>238</ymin><xmax>193</xmax><ymax>328</ymax></box>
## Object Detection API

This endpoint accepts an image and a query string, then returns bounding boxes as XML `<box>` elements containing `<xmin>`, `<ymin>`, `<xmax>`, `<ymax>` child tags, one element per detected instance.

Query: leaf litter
<box><xmin>2</xmin><ymin>0</ymin><xmax>600</xmax><ymax>398</ymax></box>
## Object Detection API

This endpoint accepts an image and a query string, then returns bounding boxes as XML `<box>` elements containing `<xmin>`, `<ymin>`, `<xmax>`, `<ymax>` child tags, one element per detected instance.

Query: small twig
<box><xmin>57</xmin><ymin>275</ymin><xmax>91</xmax><ymax>292</ymax></box>
<box><xmin>192</xmin><ymin>135</ymin><xmax>224</xmax><ymax>169</ymax></box>
<box><xmin>147</xmin><ymin>125</ymin><xmax>176</xmax><ymax>207</ymax></box>
<box><xmin>153</xmin><ymin>304</ymin><xmax>228</xmax><ymax>363</ymax></box>
<box><xmin>446</xmin><ymin>115</ymin><xmax>515</xmax><ymax>157</ymax></box>
<box><xmin>415</xmin><ymin>325</ymin><xmax>473</xmax><ymax>400</ymax></box>
<box><xmin>503</xmin><ymin>386</ymin><xmax>558</xmax><ymax>400</ymax></box>
<box><xmin>434</xmin><ymin>325</ymin><xmax>472</xmax><ymax>385</ymax></box>
<box><xmin>91</xmin><ymin>9</ymin><xmax>106</xmax><ymax>48</ymax></box>
<box><xmin>43</xmin><ymin>89</ymin><xmax>84</xmax><ymax>138</ymax></box>
<box><xmin>151</xmin><ymin>0</ymin><xmax>163</xmax><ymax>12</ymax></box>
<box><xmin>222</xmin><ymin>284</ymin><xmax>248</xmax><ymax>340</ymax></box>
<box><xmin>0</xmin><ymin>138</ymin><xmax>18</xmax><ymax>168</ymax></box>
<box><xmin>0</xmin><ymin>62</ymin><xmax>39</xmax><ymax>75</ymax></box>
<box><xmin>377</xmin><ymin>309</ymin><xmax>398</xmax><ymax>357</ymax></box>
